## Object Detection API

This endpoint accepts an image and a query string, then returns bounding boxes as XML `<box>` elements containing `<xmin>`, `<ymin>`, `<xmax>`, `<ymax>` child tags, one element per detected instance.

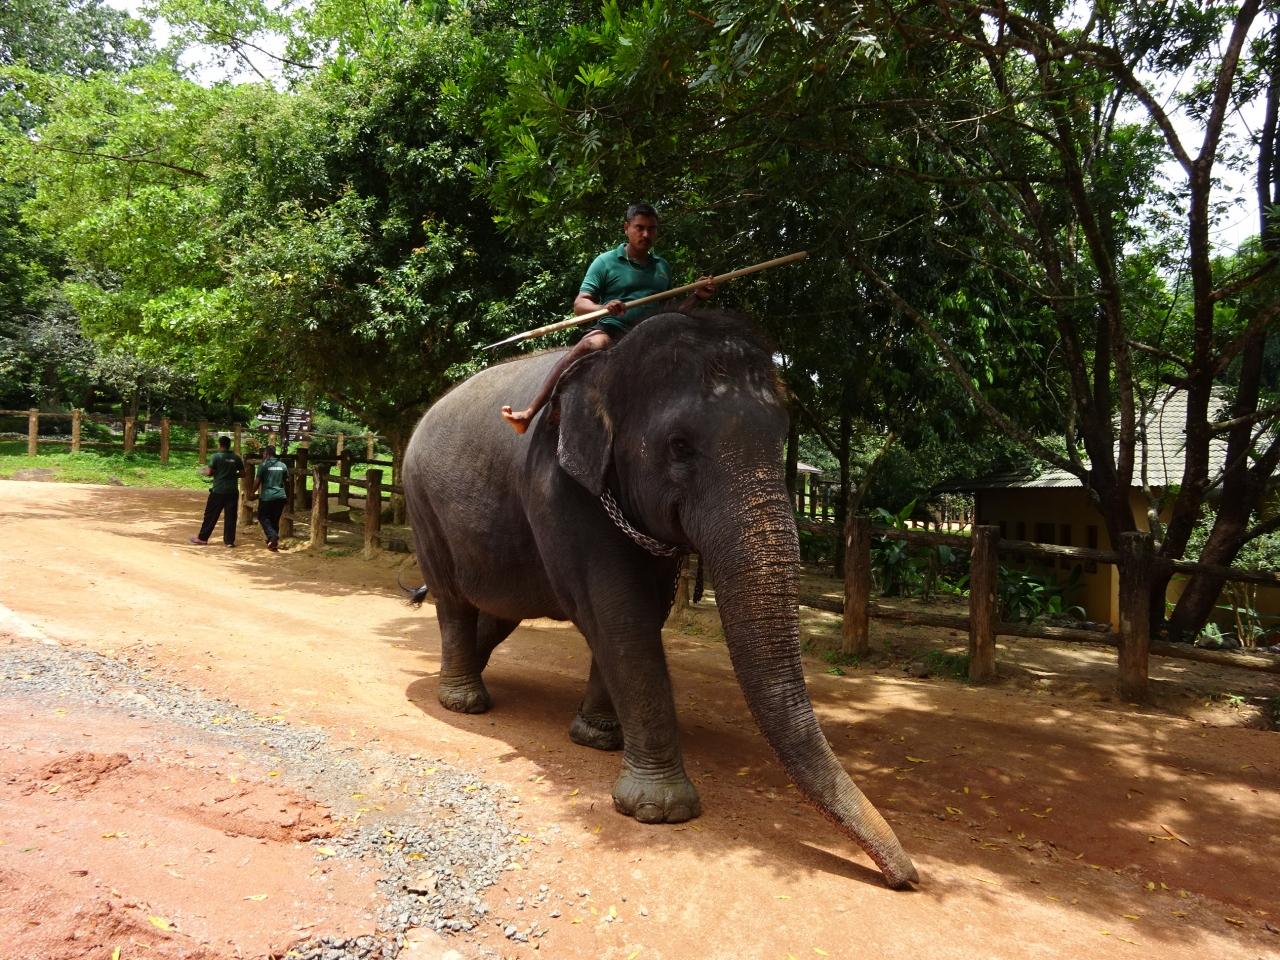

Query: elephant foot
<box><xmin>569</xmin><ymin>711</ymin><xmax>624</xmax><ymax>751</ymax></box>
<box><xmin>612</xmin><ymin>765</ymin><xmax>701</xmax><ymax>824</ymax></box>
<box><xmin>438</xmin><ymin>676</ymin><xmax>491</xmax><ymax>714</ymax></box>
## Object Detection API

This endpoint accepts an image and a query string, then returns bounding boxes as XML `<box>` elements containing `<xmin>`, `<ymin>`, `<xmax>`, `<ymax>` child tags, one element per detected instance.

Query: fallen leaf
<box><xmin>569</xmin><ymin>789</ymin><xmax>580</xmax><ymax>797</ymax></box>
<box><xmin>945</xmin><ymin>806</ymin><xmax>962</xmax><ymax>816</ymax></box>
<box><xmin>627</xmin><ymin>951</ymin><xmax>640</xmax><ymax>960</ymax></box>
<box><xmin>1122</xmin><ymin>914</ymin><xmax>1140</xmax><ymax>920</ymax></box>
<box><xmin>1224</xmin><ymin>918</ymin><xmax>1245</xmax><ymax>926</ymax></box>
<box><xmin>317</xmin><ymin>846</ymin><xmax>337</xmax><ymax>857</ymax></box>
<box><xmin>148</xmin><ymin>916</ymin><xmax>171</xmax><ymax>932</ymax></box>
<box><xmin>111</xmin><ymin>949</ymin><xmax>120</xmax><ymax>960</ymax></box>
<box><xmin>244</xmin><ymin>894</ymin><xmax>268</xmax><ymax>901</ymax></box>
<box><xmin>776</xmin><ymin>895</ymin><xmax>792</xmax><ymax>901</ymax></box>
<box><xmin>814</xmin><ymin>950</ymin><xmax>829</xmax><ymax>957</ymax></box>
<box><xmin>905</xmin><ymin>756</ymin><xmax>929</xmax><ymax>763</ymax></box>
<box><xmin>736</xmin><ymin>767</ymin><xmax>751</xmax><ymax>777</ymax></box>
<box><xmin>46</xmin><ymin>784</ymin><xmax>61</xmax><ymax>795</ymax></box>
<box><xmin>1159</xmin><ymin>824</ymin><xmax>1191</xmax><ymax>847</ymax></box>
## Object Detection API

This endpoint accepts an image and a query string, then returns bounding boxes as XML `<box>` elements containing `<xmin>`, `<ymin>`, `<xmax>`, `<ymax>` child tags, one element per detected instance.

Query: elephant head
<box><xmin>552</xmin><ymin>311</ymin><xmax>918</xmax><ymax>889</ymax></box>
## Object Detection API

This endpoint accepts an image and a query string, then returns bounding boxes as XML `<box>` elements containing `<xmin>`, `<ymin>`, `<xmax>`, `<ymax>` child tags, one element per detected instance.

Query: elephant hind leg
<box><xmin>435</xmin><ymin>599</ymin><xmax>493</xmax><ymax>714</ymax></box>
<box><xmin>475</xmin><ymin>613</ymin><xmax>519</xmax><ymax>673</ymax></box>
<box><xmin>569</xmin><ymin>657</ymin><xmax>624</xmax><ymax>751</ymax></box>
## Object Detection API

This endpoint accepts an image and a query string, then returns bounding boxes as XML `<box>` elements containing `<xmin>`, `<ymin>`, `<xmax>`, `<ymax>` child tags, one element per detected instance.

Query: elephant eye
<box><xmin>669</xmin><ymin>436</ymin><xmax>696</xmax><ymax>460</ymax></box>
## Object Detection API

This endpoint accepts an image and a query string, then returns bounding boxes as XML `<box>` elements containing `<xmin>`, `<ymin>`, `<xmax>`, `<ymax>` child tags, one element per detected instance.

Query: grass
<box><xmin>920</xmin><ymin>649</ymin><xmax>971</xmax><ymax>681</ymax></box>
<box><xmin>0</xmin><ymin>440</ymin><xmax>396</xmax><ymax>493</ymax></box>
<box><xmin>0</xmin><ymin>441</ymin><xmax>209</xmax><ymax>489</ymax></box>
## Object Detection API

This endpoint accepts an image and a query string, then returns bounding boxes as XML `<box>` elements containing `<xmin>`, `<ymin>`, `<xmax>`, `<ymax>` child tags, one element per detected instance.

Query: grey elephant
<box><xmin>403</xmin><ymin>311</ymin><xmax>917</xmax><ymax>889</ymax></box>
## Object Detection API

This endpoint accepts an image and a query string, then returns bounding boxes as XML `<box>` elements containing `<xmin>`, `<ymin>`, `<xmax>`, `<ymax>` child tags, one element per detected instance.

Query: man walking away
<box><xmin>190</xmin><ymin>435</ymin><xmax>244</xmax><ymax>547</ymax></box>
<box><xmin>251</xmin><ymin>445</ymin><xmax>290</xmax><ymax>551</ymax></box>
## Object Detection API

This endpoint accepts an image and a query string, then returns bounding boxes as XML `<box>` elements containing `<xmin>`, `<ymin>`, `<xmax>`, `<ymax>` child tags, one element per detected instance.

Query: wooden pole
<box><xmin>363</xmin><ymin>468</ymin><xmax>383</xmax><ymax>558</ymax></box>
<box><xmin>1118</xmin><ymin>531</ymin><xmax>1153</xmax><ymax>702</ymax></box>
<box><xmin>293</xmin><ymin>445</ymin><xmax>310</xmax><ymax>511</ymax></box>
<box><xmin>198</xmin><ymin>420</ymin><xmax>209</xmax><ymax>462</ymax></box>
<box><xmin>280</xmin><ymin>493</ymin><xmax>294</xmax><ymax>540</ymax></box>
<box><xmin>365</xmin><ymin>431</ymin><xmax>374</xmax><ymax>461</ymax></box>
<box><xmin>122</xmin><ymin>416</ymin><xmax>135</xmax><ymax>453</ymax></box>
<box><xmin>482</xmin><ymin>251</ymin><xmax>809</xmax><ymax>350</ymax></box>
<box><xmin>71</xmin><ymin>408</ymin><xmax>81</xmax><ymax>454</ymax></box>
<box><xmin>968</xmin><ymin>524</ymin><xmax>1000</xmax><ymax>682</ymax></box>
<box><xmin>160</xmin><ymin>417</ymin><xmax>171</xmax><ymax>463</ymax></box>
<box><xmin>336</xmin><ymin>431</ymin><xmax>345</xmax><ymax>456</ymax></box>
<box><xmin>310</xmin><ymin>464</ymin><xmax>330</xmax><ymax>547</ymax></box>
<box><xmin>232</xmin><ymin>422</ymin><xmax>242</xmax><ymax>455</ymax></box>
<box><xmin>239</xmin><ymin>458</ymin><xmax>255</xmax><ymax>530</ymax></box>
<box><xmin>339</xmin><ymin>451</ymin><xmax>352</xmax><ymax>506</ymax></box>
<box><xmin>842</xmin><ymin>516</ymin><xmax>872</xmax><ymax>657</ymax></box>
<box><xmin>26</xmin><ymin>408</ymin><xmax>38</xmax><ymax>456</ymax></box>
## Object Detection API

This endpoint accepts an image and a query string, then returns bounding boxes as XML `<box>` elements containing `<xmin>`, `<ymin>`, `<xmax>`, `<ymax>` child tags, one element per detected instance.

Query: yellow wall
<box><xmin>976</xmin><ymin>488</ymin><xmax>1280</xmax><ymax>633</ymax></box>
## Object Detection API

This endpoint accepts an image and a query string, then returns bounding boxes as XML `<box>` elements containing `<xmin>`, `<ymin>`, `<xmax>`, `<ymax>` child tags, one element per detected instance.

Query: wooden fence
<box><xmin>793</xmin><ymin>519</ymin><xmax>1280</xmax><ymax>701</ymax></box>
<box><xmin>239</xmin><ymin>451</ymin><xmax>402</xmax><ymax>558</ymax></box>
<box><xmin>5</xmin><ymin>409</ymin><xmax>383</xmax><ymax>462</ymax></box>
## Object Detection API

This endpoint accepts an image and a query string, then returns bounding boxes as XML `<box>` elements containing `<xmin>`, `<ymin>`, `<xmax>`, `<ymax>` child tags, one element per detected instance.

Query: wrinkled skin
<box><xmin>403</xmin><ymin>312</ymin><xmax>918</xmax><ymax>888</ymax></box>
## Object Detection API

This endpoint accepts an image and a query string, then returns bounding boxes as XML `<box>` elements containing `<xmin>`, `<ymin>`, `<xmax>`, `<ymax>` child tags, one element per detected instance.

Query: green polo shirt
<box><xmin>208</xmin><ymin>449</ymin><xmax>244</xmax><ymax>495</ymax></box>
<box><xmin>256</xmin><ymin>457</ymin><xmax>290</xmax><ymax>502</ymax></box>
<box><xmin>579</xmin><ymin>243</ymin><xmax>674</xmax><ymax>335</ymax></box>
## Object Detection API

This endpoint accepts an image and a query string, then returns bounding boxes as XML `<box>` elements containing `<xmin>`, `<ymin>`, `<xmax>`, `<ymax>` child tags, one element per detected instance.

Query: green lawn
<box><xmin>0</xmin><ymin>440</ymin><xmax>210</xmax><ymax>489</ymax></box>
<box><xmin>0</xmin><ymin>440</ymin><xmax>395</xmax><ymax>492</ymax></box>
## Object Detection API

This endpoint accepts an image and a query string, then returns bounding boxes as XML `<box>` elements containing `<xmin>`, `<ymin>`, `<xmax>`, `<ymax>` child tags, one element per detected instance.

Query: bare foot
<box><xmin>500</xmin><ymin>405</ymin><xmax>532</xmax><ymax>435</ymax></box>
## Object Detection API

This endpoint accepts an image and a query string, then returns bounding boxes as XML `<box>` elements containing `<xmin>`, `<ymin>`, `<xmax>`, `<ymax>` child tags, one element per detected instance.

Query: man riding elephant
<box><xmin>500</xmin><ymin>202</ymin><xmax>716</xmax><ymax>434</ymax></box>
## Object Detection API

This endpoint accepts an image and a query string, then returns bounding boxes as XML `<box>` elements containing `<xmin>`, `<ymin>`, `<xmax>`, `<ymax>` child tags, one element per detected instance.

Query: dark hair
<box><xmin>263</xmin><ymin>445</ymin><xmax>276</xmax><ymax>458</ymax></box>
<box><xmin>218</xmin><ymin>435</ymin><xmax>231</xmax><ymax>449</ymax></box>
<box><xmin>625</xmin><ymin>202</ymin><xmax>658</xmax><ymax>223</ymax></box>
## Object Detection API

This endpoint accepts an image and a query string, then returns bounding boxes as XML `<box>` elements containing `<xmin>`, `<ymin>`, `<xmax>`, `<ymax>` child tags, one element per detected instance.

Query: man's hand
<box><xmin>604</xmin><ymin>299</ymin><xmax>627</xmax><ymax>316</ymax></box>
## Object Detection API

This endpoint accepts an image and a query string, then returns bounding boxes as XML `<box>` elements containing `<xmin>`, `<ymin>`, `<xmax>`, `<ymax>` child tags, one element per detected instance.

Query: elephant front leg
<box><xmin>434</xmin><ymin>599</ymin><xmax>492</xmax><ymax>714</ymax></box>
<box><xmin>593</xmin><ymin>632</ymin><xmax>701</xmax><ymax>824</ymax></box>
<box><xmin>569</xmin><ymin>657</ymin><xmax>623</xmax><ymax>751</ymax></box>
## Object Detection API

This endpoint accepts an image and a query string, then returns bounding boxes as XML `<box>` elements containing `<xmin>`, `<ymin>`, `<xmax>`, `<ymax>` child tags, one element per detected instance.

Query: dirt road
<box><xmin>1</xmin><ymin>481</ymin><xmax>1276</xmax><ymax>959</ymax></box>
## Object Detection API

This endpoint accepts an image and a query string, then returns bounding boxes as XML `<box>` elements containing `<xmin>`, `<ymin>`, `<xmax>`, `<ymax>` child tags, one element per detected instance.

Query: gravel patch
<box><xmin>0</xmin><ymin>640</ymin><xmax>525</xmax><ymax>959</ymax></box>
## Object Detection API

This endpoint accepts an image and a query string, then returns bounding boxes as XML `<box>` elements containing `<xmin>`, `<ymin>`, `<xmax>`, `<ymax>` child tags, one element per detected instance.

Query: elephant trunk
<box><xmin>697</xmin><ymin>484</ymin><xmax>918</xmax><ymax>889</ymax></box>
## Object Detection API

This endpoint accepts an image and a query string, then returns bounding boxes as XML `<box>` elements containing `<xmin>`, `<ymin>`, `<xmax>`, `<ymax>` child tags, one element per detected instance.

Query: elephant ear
<box><xmin>552</xmin><ymin>349</ymin><xmax>613</xmax><ymax>496</ymax></box>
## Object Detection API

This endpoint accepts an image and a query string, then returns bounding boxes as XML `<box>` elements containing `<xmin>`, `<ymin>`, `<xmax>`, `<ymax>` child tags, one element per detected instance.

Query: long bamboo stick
<box><xmin>482</xmin><ymin>250</ymin><xmax>808</xmax><ymax>351</ymax></box>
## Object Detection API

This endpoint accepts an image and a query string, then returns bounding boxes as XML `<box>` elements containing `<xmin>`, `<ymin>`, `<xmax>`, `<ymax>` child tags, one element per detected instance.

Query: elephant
<box><xmin>403</xmin><ymin>311</ymin><xmax>918</xmax><ymax>889</ymax></box>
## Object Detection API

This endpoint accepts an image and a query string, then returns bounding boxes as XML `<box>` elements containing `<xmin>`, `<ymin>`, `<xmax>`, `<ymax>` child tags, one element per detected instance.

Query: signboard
<box><xmin>257</xmin><ymin>401</ymin><xmax>312</xmax><ymax>432</ymax></box>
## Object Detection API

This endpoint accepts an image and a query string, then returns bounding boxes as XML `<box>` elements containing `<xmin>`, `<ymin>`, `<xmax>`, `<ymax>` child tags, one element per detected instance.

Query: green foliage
<box><xmin>995</xmin><ymin>565</ymin><xmax>1086</xmax><ymax>625</ymax></box>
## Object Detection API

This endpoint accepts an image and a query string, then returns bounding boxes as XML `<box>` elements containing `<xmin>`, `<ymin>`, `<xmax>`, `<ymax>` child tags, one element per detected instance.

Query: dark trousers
<box><xmin>258</xmin><ymin>499</ymin><xmax>286</xmax><ymax>543</ymax></box>
<box><xmin>198</xmin><ymin>491</ymin><xmax>239</xmax><ymax>544</ymax></box>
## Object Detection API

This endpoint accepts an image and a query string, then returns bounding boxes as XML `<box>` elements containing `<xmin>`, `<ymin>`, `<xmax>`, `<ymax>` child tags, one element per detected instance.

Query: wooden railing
<box><xmin>239</xmin><ymin>455</ymin><xmax>403</xmax><ymax>558</ymax></box>
<box><xmin>4</xmin><ymin>409</ymin><xmax>385</xmax><ymax>462</ymax></box>
<box><xmin>796</xmin><ymin>519</ymin><xmax>1280</xmax><ymax>700</ymax></box>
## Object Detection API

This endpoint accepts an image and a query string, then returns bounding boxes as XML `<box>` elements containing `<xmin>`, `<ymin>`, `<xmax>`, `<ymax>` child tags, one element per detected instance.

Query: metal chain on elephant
<box><xmin>599</xmin><ymin>490</ymin><xmax>686</xmax><ymax>558</ymax></box>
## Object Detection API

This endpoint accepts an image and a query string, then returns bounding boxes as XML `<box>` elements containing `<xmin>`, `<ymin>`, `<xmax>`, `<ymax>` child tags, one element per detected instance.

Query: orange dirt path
<box><xmin>0</xmin><ymin>481</ymin><xmax>1275</xmax><ymax>960</ymax></box>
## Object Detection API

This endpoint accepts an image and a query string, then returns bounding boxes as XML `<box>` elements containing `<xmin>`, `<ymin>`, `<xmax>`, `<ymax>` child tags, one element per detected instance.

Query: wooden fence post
<box><xmin>365</xmin><ymin>431</ymin><xmax>375</xmax><ymax>461</ymax></box>
<box><xmin>968</xmin><ymin>524</ymin><xmax>1000</xmax><ymax>682</ymax></box>
<box><xmin>123</xmin><ymin>416</ymin><xmax>135</xmax><ymax>453</ymax></box>
<box><xmin>310</xmin><ymin>464</ymin><xmax>330</xmax><ymax>547</ymax></box>
<box><xmin>672</xmin><ymin>554</ymin><xmax>695</xmax><ymax>613</ymax></box>
<box><xmin>160</xmin><ymin>417</ymin><xmax>171</xmax><ymax>463</ymax></box>
<box><xmin>26</xmin><ymin>408</ymin><xmax>38</xmax><ymax>456</ymax></box>
<box><xmin>71</xmin><ymin>408</ymin><xmax>81</xmax><ymax>454</ymax></box>
<box><xmin>842</xmin><ymin>516</ymin><xmax>872</xmax><ymax>657</ymax></box>
<box><xmin>239</xmin><ymin>459</ymin><xmax>255</xmax><ymax>530</ymax></box>
<box><xmin>198</xmin><ymin>420</ymin><xmax>209</xmax><ymax>462</ymax></box>
<box><xmin>232</xmin><ymin>423</ymin><xmax>242</xmax><ymax>455</ymax></box>
<box><xmin>339</xmin><ymin>451</ymin><xmax>352</xmax><ymax>506</ymax></box>
<box><xmin>1118</xmin><ymin>531</ymin><xmax>1153</xmax><ymax>702</ymax></box>
<box><xmin>336</xmin><ymin>431</ymin><xmax>345</xmax><ymax>456</ymax></box>
<box><xmin>363</xmin><ymin>468</ymin><xmax>383</xmax><ymax>558</ymax></box>
<box><xmin>293</xmin><ymin>445</ymin><xmax>309</xmax><ymax>511</ymax></box>
<box><xmin>280</xmin><ymin>494</ymin><xmax>294</xmax><ymax>540</ymax></box>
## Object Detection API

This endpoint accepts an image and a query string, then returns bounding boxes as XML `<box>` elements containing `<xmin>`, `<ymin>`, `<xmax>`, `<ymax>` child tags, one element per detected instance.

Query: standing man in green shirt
<box><xmin>500</xmin><ymin>202</ymin><xmax>716</xmax><ymax>434</ymax></box>
<box><xmin>249</xmin><ymin>445</ymin><xmax>290</xmax><ymax>552</ymax></box>
<box><xmin>190</xmin><ymin>435</ymin><xmax>244</xmax><ymax>547</ymax></box>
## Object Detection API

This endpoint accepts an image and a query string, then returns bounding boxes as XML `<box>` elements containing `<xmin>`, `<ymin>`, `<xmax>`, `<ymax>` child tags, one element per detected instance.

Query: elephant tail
<box><xmin>396</xmin><ymin>570</ymin><xmax>431</xmax><ymax>607</ymax></box>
